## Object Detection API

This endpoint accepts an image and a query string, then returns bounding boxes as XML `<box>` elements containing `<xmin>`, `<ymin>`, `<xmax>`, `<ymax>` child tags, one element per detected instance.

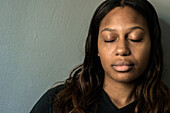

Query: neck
<box><xmin>103</xmin><ymin>78</ymin><xmax>136</xmax><ymax>109</ymax></box>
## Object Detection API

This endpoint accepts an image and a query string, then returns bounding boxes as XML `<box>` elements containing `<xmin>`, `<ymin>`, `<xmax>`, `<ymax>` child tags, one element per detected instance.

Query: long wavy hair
<box><xmin>53</xmin><ymin>0</ymin><xmax>170</xmax><ymax>113</ymax></box>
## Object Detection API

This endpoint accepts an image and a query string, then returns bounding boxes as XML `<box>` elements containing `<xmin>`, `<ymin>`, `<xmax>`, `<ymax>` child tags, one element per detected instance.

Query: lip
<box><xmin>111</xmin><ymin>61</ymin><xmax>134</xmax><ymax>72</ymax></box>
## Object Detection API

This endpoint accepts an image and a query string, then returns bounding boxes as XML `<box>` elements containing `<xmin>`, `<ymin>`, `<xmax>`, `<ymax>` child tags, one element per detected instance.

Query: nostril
<box><xmin>122</xmin><ymin>53</ymin><xmax>129</xmax><ymax>56</ymax></box>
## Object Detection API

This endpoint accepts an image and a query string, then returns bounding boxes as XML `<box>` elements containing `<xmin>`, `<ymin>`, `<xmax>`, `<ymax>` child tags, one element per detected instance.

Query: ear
<box><xmin>98</xmin><ymin>53</ymin><xmax>100</xmax><ymax>57</ymax></box>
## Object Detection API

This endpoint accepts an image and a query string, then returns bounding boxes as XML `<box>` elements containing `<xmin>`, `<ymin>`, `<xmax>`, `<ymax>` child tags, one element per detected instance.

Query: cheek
<box><xmin>98</xmin><ymin>40</ymin><xmax>111</xmax><ymax>58</ymax></box>
<box><xmin>98</xmin><ymin>44</ymin><xmax>113</xmax><ymax>68</ymax></box>
<box><xmin>98</xmin><ymin>40</ymin><xmax>116</xmax><ymax>57</ymax></box>
<box><xmin>133</xmin><ymin>43</ymin><xmax>151</xmax><ymax>68</ymax></box>
<box><xmin>98</xmin><ymin>49</ymin><xmax>111</xmax><ymax>64</ymax></box>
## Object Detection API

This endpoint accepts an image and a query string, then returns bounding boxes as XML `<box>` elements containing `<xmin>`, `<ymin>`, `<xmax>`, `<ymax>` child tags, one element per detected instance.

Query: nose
<box><xmin>114</xmin><ymin>39</ymin><xmax>130</xmax><ymax>56</ymax></box>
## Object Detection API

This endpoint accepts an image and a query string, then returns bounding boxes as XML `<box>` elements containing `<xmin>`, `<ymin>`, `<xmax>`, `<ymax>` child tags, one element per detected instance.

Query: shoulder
<box><xmin>51</xmin><ymin>84</ymin><xmax>65</xmax><ymax>98</ymax></box>
<box><xmin>30</xmin><ymin>84</ymin><xmax>65</xmax><ymax>113</ymax></box>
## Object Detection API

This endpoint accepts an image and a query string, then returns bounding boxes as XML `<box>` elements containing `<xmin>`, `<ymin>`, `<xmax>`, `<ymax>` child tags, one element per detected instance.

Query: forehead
<box><xmin>100</xmin><ymin>6</ymin><xmax>147</xmax><ymax>29</ymax></box>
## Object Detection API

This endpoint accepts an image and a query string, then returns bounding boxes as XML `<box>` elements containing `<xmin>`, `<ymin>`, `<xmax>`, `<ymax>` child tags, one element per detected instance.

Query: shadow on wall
<box><xmin>159</xmin><ymin>19</ymin><xmax>170</xmax><ymax>88</ymax></box>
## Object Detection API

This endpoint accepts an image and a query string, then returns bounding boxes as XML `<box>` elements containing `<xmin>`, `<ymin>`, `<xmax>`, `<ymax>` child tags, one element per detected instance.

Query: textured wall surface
<box><xmin>149</xmin><ymin>0</ymin><xmax>170</xmax><ymax>86</ymax></box>
<box><xmin>0</xmin><ymin>0</ymin><xmax>169</xmax><ymax>113</ymax></box>
<box><xmin>0</xmin><ymin>0</ymin><xmax>103</xmax><ymax>113</ymax></box>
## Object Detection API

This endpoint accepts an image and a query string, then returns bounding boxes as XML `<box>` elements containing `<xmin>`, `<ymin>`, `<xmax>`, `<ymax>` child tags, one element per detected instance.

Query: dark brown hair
<box><xmin>53</xmin><ymin>0</ymin><xmax>170</xmax><ymax>112</ymax></box>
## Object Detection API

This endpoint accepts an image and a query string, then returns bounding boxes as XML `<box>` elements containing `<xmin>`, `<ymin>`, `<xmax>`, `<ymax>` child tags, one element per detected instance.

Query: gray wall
<box><xmin>0</xmin><ymin>0</ymin><xmax>169</xmax><ymax>113</ymax></box>
<box><xmin>149</xmin><ymin>0</ymin><xmax>170</xmax><ymax>85</ymax></box>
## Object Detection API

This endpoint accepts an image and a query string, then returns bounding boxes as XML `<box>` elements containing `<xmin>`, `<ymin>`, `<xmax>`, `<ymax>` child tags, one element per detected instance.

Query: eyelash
<box><xmin>104</xmin><ymin>39</ymin><xmax>116</xmax><ymax>42</ymax></box>
<box><xmin>129</xmin><ymin>38</ymin><xmax>142</xmax><ymax>42</ymax></box>
<box><xmin>104</xmin><ymin>38</ymin><xmax>142</xmax><ymax>43</ymax></box>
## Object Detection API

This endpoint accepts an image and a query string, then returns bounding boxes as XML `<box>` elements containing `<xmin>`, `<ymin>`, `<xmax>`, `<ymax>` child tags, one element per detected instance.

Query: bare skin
<box><xmin>103</xmin><ymin>81</ymin><xmax>136</xmax><ymax>108</ymax></box>
<box><xmin>98</xmin><ymin>6</ymin><xmax>151</xmax><ymax>108</ymax></box>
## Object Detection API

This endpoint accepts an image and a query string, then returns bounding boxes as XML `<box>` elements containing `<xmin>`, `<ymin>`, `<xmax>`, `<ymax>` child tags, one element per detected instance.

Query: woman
<box><xmin>30</xmin><ymin>0</ymin><xmax>170</xmax><ymax>113</ymax></box>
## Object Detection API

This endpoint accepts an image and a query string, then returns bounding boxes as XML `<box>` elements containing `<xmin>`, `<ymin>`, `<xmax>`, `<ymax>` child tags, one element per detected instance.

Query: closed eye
<box><xmin>104</xmin><ymin>39</ymin><xmax>116</xmax><ymax>42</ymax></box>
<box><xmin>129</xmin><ymin>38</ymin><xmax>142</xmax><ymax>42</ymax></box>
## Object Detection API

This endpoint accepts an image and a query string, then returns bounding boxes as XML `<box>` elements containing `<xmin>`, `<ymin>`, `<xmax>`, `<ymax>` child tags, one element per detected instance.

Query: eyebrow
<box><xmin>101</xmin><ymin>26</ymin><xmax>145</xmax><ymax>33</ymax></box>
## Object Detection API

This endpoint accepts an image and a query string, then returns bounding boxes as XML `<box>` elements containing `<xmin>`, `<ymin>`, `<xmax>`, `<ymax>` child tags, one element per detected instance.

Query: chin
<box><xmin>114</xmin><ymin>78</ymin><xmax>137</xmax><ymax>84</ymax></box>
<box><xmin>107</xmin><ymin>72</ymin><xmax>141</xmax><ymax>84</ymax></box>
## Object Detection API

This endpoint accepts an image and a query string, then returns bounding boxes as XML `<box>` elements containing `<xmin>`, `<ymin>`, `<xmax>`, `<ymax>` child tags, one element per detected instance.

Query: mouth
<box><xmin>111</xmin><ymin>61</ymin><xmax>134</xmax><ymax>72</ymax></box>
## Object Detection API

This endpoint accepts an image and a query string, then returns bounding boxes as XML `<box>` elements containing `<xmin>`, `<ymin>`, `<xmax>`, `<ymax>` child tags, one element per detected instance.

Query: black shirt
<box><xmin>30</xmin><ymin>85</ymin><xmax>138</xmax><ymax>113</ymax></box>
<box><xmin>96</xmin><ymin>90</ymin><xmax>136</xmax><ymax>113</ymax></box>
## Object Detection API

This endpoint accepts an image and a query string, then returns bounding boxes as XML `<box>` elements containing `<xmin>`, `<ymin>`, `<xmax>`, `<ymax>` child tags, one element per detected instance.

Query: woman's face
<box><xmin>98</xmin><ymin>6</ymin><xmax>151</xmax><ymax>84</ymax></box>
